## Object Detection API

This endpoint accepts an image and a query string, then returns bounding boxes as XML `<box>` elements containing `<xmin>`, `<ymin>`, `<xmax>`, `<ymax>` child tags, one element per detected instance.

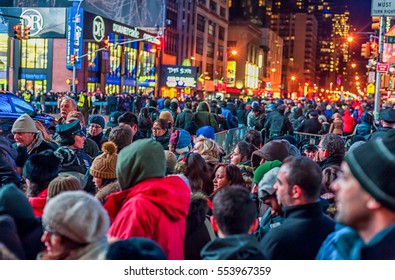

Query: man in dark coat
<box><xmin>11</xmin><ymin>114</ymin><xmax>57</xmax><ymax>171</ymax></box>
<box><xmin>201</xmin><ymin>185</ymin><xmax>266</xmax><ymax>260</ymax></box>
<box><xmin>317</xmin><ymin>133</ymin><xmax>345</xmax><ymax>170</ymax></box>
<box><xmin>259</xmin><ymin>156</ymin><xmax>335</xmax><ymax>259</ymax></box>
<box><xmin>296</xmin><ymin>110</ymin><xmax>322</xmax><ymax>134</ymax></box>
<box><xmin>325</xmin><ymin>130</ymin><xmax>395</xmax><ymax>259</ymax></box>
<box><xmin>365</xmin><ymin>108</ymin><xmax>395</xmax><ymax>141</ymax></box>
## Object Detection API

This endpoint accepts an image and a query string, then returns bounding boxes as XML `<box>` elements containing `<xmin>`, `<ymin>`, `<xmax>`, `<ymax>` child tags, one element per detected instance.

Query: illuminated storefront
<box><xmin>83</xmin><ymin>12</ymin><xmax>160</xmax><ymax>95</ymax></box>
<box><xmin>1</xmin><ymin>7</ymin><xmax>159</xmax><ymax>94</ymax></box>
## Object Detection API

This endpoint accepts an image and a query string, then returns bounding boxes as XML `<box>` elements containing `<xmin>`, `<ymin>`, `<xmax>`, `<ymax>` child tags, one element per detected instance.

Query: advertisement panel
<box><xmin>160</xmin><ymin>65</ymin><xmax>197</xmax><ymax>89</ymax></box>
<box><xmin>66</xmin><ymin>5</ymin><xmax>84</xmax><ymax>70</ymax></box>
<box><xmin>1</xmin><ymin>7</ymin><xmax>66</xmax><ymax>38</ymax></box>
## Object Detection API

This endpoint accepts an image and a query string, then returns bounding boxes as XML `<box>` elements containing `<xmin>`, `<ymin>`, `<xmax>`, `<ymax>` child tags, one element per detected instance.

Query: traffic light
<box><xmin>70</xmin><ymin>54</ymin><xmax>76</xmax><ymax>65</ymax></box>
<box><xmin>370</xmin><ymin>42</ymin><xmax>378</xmax><ymax>58</ymax></box>
<box><xmin>102</xmin><ymin>37</ymin><xmax>109</xmax><ymax>50</ymax></box>
<box><xmin>22</xmin><ymin>25</ymin><xmax>30</xmax><ymax>40</ymax></box>
<box><xmin>13</xmin><ymin>24</ymin><xmax>22</xmax><ymax>40</ymax></box>
<box><xmin>372</xmin><ymin>17</ymin><xmax>380</xmax><ymax>30</ymax></box>
<box><xmin>361</xmin><ymin>42</ymin><xmax>370</xmax><ymax>58</ymax></box>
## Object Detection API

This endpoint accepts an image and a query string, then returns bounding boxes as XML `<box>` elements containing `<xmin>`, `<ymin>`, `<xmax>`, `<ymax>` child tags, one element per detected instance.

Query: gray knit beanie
<box><xmin>11</xmin><ymin>113</ymin><xmax>38</xmax><ymax>134</ymax></box>
<box><xmin>42</xmin><ymin>191</ymin><xmax>110</xmax><ymax>244</ymax></box>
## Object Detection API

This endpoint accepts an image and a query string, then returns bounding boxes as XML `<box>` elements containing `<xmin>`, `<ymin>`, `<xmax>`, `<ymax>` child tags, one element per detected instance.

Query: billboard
<box><xmin>10</xmin><ymin>0</ymin><xmax>164</xmax><ymax>27</ymax></box>
<box><xmin>160</xmin><ymin>65</ymin><xmax>197</xmax><ymax>89</ymax></box>
<box><xmin>1</xmin><ymin>7</ymin><xmax>66</xmax><ymax>38</ymax></box>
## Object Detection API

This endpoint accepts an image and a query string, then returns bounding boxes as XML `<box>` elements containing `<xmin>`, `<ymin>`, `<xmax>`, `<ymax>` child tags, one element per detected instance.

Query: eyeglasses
<box><xmin>89</xmin><ymin>124</ymin><xmax>102</xmax><ymax>129</ymax></box>
<box><xmin>152</xmin><ymin>127</ymin><xmax>164</xmax><ymax>131</ymax></box>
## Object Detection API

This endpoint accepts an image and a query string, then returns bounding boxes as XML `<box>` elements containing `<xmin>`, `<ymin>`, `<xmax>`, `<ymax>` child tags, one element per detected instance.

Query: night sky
<box><xmin>345</xmin><ymin>0</ymin><xmax>372</xmax><ymax>31</ymax></box>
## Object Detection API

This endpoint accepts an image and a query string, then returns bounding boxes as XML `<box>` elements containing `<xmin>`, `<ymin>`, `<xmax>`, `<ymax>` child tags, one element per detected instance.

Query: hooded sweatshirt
<box><xmin>104</xmin><ymin>139</ymin><xmax>190</xmax><ymax>259</ymax></box>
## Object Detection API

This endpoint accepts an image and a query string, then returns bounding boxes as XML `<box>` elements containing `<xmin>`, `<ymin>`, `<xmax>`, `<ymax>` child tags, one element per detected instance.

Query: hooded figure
<box><xmin>191</xmin><ymin>101</ymin><xmax>219</xmax><ymax>132</ymax></box>
<box><xmin>104</xmin><ymin>139</ymin><xmax>191</xmax><ymax>260</ymax></box>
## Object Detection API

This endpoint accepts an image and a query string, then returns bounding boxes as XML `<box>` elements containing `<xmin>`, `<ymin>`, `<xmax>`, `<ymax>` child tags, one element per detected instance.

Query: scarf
<box><xmin>26</xmin><ymin>131</ymin><xmax>44</xmax><ymax>154</ymax></box>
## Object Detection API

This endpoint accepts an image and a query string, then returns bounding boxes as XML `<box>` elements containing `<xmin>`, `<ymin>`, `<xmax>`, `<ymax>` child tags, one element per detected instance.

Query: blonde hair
<box><xmin>194</xmin><ymin>136</ymin><xmax>222</xmax><ymax>161</ymax></box>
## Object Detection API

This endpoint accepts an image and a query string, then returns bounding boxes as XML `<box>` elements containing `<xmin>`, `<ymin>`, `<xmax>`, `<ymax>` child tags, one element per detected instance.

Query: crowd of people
<box><xmin>1</xmin><ymin>90</ymin><xmax>395</xmax><ymax>260</ymax></box>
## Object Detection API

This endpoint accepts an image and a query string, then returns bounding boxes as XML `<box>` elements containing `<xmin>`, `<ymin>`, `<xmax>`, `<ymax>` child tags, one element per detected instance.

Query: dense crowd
<box><xmin>1</xmin><ymin>91</ymin><xmax>395</xmax><ymax>260</ymax></box>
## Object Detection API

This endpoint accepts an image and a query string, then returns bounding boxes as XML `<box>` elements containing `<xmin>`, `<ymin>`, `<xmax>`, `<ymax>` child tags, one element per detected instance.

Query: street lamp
<box><xmin>230</xmin><ymin>49</ymin><xmax>238</xmax><ymax>56</ymax></box>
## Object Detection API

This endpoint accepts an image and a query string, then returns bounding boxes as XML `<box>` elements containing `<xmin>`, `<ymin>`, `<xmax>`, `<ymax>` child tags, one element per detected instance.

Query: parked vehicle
<box><xmin>0</xmin><ymin>91</ymin><xmax>57</xmax><ymax>142</ymax></box>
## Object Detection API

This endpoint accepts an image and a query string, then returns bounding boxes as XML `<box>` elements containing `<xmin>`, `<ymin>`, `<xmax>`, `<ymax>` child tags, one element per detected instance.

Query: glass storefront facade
<box><xmin>19</xmin><ymin>38</ymin><xmax>49</xmax><ymax>94</ymax></box>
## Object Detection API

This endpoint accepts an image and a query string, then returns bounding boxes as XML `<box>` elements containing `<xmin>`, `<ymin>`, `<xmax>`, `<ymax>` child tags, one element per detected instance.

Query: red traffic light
<box><xmin>103</xmin><ymin>38</ymin><xmax>109</xmax><ymax>50</ymax></box>
<box><xmin>13</xmin><ymin>24</ymin><xmax>22</xmax><ymax>40</ymax></box>
<box><xmin>22</xmin><ymin>25</ymin><xmax>30</xmax><ymax>40</ymax></box>
<box><xmin>70</xmin><ymin>54</ymin><xmax>76</xmax><ymax>65</ymax></box>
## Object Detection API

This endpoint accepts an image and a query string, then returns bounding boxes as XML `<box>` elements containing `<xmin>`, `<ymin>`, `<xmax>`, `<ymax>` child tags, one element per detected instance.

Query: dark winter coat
<box><xmin>175</xmin><ymin>109</ymin><xmax>193</xmax><ymax>129</ymax></box>
<box><xmin>201</xmin><ymin>234</ymin><xmax>267</xmax><ymax>260</ymax></box>
<box><xmin>259</xmin><ymin>202</ymin><xmax>335</xmax><ymax>260</ymax></box>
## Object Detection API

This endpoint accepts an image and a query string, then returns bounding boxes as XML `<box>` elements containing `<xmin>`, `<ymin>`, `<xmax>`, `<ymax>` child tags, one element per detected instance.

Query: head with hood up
<box><xmin>116</xmin><ymin>139</ymin><xmax>166</xmax><ymax>190</ymax></box>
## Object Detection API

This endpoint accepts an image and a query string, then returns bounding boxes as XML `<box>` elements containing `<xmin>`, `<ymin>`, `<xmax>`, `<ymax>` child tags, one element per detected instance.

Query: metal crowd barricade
<box><xmin>214</xmin><ymin>126</ymin><xmax>249</xmax><ymax>155</ymax></box>
<box><xmin>293</xmin><ymin>131</ymin><xmax>323</xmax><ymax>146</ymax></box>
<box><xmin>293</xmin><ymin>131</ymin><xmax>349</xmax><ymax>149</ymax></box>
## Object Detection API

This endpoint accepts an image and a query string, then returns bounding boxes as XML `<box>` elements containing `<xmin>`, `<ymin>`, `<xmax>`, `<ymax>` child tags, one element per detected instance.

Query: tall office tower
<box><xmin>228</xmin><ymin>0</ymin><xmax>273</xmax><ymax>28</ymax></box>
<box><xmin>330</xmin><ymin>10</ymin><xmax>352</xmax><ymax>90</ymax></box>
<box><xmin>272</xmin><ymin>0</ymin><xmax>344</xmax><ymax>90</ymax></box>
<box><xmin>271</xmin><ymin>12</ymin><xmax>318</xmax><ymax>97</ymax></box>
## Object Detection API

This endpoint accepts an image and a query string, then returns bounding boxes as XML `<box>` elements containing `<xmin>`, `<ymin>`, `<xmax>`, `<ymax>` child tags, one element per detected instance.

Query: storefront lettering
<box><xmin>112</xmin><ymin>23</ymin><xmax>139</xmax><ymax>38</ymax></box>
<box><xmin>143</xmin><ymin>33</ymin><xmax>161</xmax><ymax>44</ymax></box>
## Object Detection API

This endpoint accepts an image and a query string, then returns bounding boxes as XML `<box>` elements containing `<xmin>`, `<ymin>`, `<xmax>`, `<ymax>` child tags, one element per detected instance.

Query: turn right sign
<box><xmin>372</xmin><ymin>0</ymin><xmax>395</xmax><ymax>16</ymax></box>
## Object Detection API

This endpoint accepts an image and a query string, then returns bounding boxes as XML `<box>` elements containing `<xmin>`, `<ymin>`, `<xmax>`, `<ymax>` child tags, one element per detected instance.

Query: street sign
<box><xmin>368</xmin><ymin>71</ymin><xmax>376</xmax><ymax>83</ymax></box>
<box><xmin>377</xmin><ymin>62</ymin><xmax>389</xmax><ymax>72</ymax></box>
<box><xmin>386</xmin><ymin>36</ymin><xmax>395</xmax><ymax>43</ymax></box>
<box><xmin>372</xmin><ymin>0</ymin><xmax>395</xmax><ymax>16</ymax></box>
<box><xmin>367</xmin><ymin>83</ymin><xmax>375</xmax><ymax>94</ymax></box>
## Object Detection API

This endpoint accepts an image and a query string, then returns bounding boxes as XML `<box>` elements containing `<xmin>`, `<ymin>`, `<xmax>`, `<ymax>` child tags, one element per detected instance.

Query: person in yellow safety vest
<box><xmin>77</xmin><ymin>90</ymin><xmax>92</xmax><ymax>125</ymax></box>
<box><xmin>22</xmin><ymin>91</ymin><xmax>32</xmax><ymax>103</ymax></box>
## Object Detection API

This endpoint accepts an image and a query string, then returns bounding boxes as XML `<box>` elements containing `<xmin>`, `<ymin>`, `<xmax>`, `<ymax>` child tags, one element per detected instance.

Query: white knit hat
<box><xmin>42</xmin><ymin>191</ymin><xmax>110</xmax><ymax>244</ymax></box>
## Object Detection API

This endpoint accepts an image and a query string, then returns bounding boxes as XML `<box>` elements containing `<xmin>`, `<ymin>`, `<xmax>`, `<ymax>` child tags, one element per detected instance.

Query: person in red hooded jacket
<box><xmin>342</xmin><ymin>110</ymin><xmax>355</xmax><ymax>136</ymax></box>
<box><xmin>104</xmin><ymin>139</ymin><xmax>190</xmax><ymax>260</ymax></box>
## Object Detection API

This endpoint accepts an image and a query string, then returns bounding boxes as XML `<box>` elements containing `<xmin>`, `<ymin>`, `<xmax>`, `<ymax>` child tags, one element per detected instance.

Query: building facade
<box><xmin>271</xmin><ymin>12</ymin><xmax>318</xmax><ymax>98</ymax></box>
<box><xmin>0</xmin><ymin>6</ymin><xmax>162</xmax><ymax>95</ymax></box>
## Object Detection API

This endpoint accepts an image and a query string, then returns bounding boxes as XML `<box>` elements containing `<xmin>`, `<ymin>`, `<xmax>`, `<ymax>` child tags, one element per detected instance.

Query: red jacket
<box><xmin>342</xmin><ymin>110</ymin><xmax>355</xmax><ymax>133</ymax></box>
<box><xmin>104</xmin><ymin>176</ymin><xmax>190</xmax><ymax>260</ymax></box>
<box><xmin>28</xmin><ymin>188</ymin><xmax>48</xmax><ymax>217</ymax></box>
